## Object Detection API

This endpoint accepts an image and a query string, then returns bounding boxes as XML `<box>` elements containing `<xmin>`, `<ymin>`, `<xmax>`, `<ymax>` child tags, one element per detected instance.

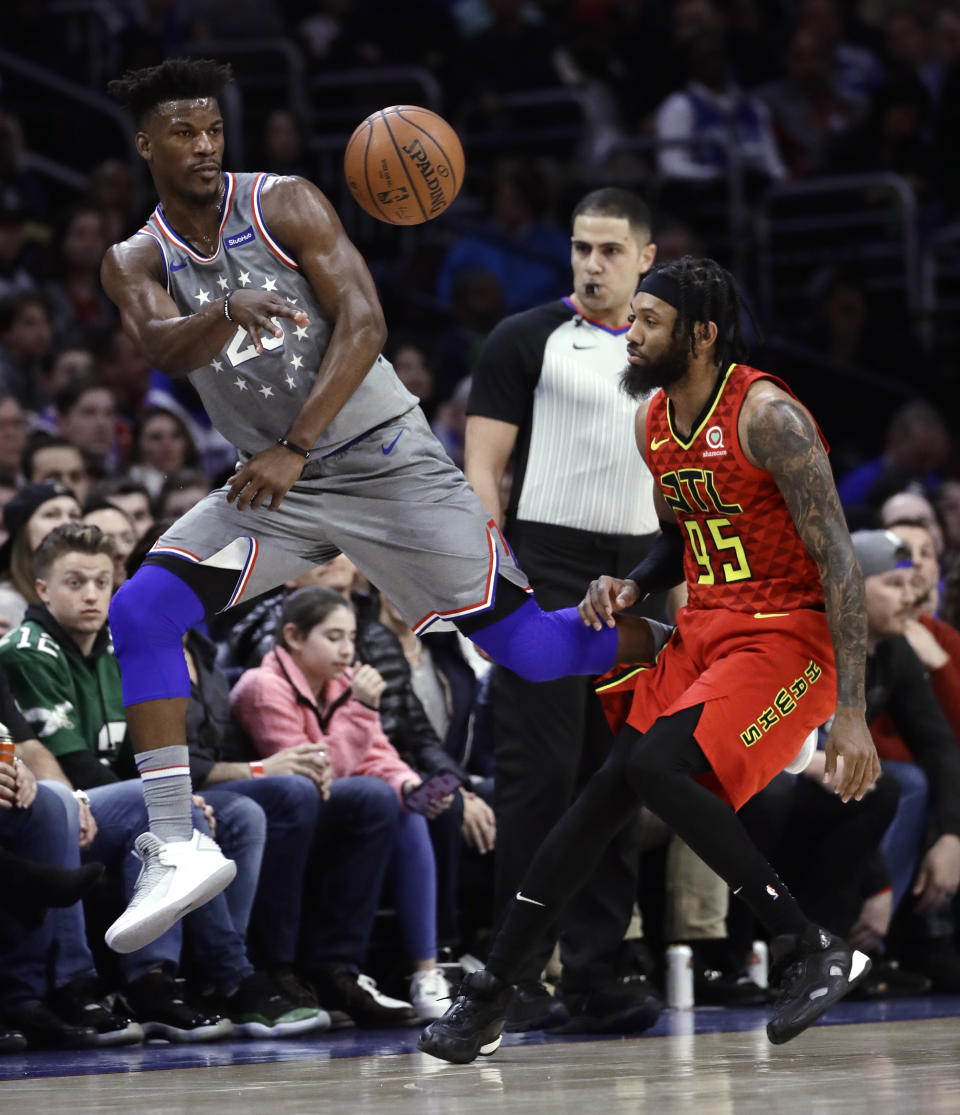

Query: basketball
<box><xmin>343</xmin><ymin>105</ymin><xmax>465</xmax><ymax>226</ymax></box>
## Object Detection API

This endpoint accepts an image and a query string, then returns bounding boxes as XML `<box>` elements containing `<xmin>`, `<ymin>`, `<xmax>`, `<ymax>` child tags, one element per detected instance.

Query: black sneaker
<box><xmin>418</xmin><ymin>969</ymin><xmax>513</xmax><ymax>1064</ymax></box>
<box><xmin>695</xmin><ymin>967</ymin><xmax>769</xmax><ymax>1007</ymax></box>
<box><xmin>0</xmin><ymin>1024</ymin><xmax>26</xmax><ymax>1053</ymax></box>
<box><xmin>766</xmin><ymin>925</ymin><xmax>870</xmax><ymax>1045</ymax></box>
<box><xmin>504</xmin><ymin>980</ymin><xmax>570</xmax><ymax>1032</ymax></box>
<box><xmin>271</xmin><ymin>968</ymin><xmax>321</xmax><ymax>1011</ymax></box>
<box><xmin>49</xmin><ymin>976</ymin><xmax>143</xmax><ymax>1047</ymax></box>
<box><xmin>223</xmin><ymin>971</ymin><xmax>328</xmax><ymax>1038</ymax></box>
<box><xmin>2</xmin><ymin>1000</ymin><xmax>98</xmax><ymax>1050</ymax></box>
<box><xmin>559</xmin><ymin>975</ymin><xmax>662</xmax><ymax>1034</ymax></box>
<box><xmin>124</xmin><ymin>972</ymin><xmax>233</xmax><ymax>1043</ymax></box>
<box><xmin>309</xmin><ymin>967</ymin><xmax>416</xmax><ymax>1028</ymax></box>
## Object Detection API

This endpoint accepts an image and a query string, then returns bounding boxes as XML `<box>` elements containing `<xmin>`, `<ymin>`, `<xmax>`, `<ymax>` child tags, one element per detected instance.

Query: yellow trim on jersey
<box><xmin>594</xmin><ymin>629</ymin><xmax>675</xmax><ymax>693</ymax></box>
<box><xmin>666</xmin><ymin>363</ymin><xmax>737</xmax><ymax>450</ymax></box>
<box><xmin>595</xmin><ymin>664</ymin><xmax>648</xmax><ymax>694</ymax></box>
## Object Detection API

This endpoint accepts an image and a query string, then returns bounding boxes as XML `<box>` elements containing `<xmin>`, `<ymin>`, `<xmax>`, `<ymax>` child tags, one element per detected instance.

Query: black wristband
<box><xmin>276</xmin><ymin>436</ymin><xmax>311</xmax><ymax>460</ymax></box>
<box><xmin>625</xmin><ymin>521</ymin><xmax>686</xmax><ymax>596</ymax></box>
<box><xmin>223</xmin><ymin>291</ymin><xmax>234</xmax><ymax>322</ymax></box>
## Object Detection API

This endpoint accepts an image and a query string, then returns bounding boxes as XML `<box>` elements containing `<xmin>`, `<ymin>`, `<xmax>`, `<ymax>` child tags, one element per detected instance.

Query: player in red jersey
<box><xmin>420</xmin><ymin>257</ymin><xmax>880</xmax><ymax>1061</ymax></box>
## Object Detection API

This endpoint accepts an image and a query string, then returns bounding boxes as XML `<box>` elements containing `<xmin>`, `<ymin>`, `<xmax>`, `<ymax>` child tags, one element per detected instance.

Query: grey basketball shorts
<box><xmin>151</xmin><ymin>406</ymin><xmax>531</xmax><ymax>632</ymax></box>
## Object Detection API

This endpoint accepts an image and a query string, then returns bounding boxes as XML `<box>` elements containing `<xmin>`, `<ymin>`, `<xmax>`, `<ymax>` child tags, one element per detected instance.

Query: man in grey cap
<box><xmin>852</xmin><ymin>529</ymin><xmax>960</xmax><ymax>988</ymax></box>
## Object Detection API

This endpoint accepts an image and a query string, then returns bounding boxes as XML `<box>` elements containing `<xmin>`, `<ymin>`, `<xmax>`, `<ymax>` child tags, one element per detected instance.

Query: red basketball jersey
<box><xmin>645</xmin><ymin>363</ymin><xmax>826</xmax><ymax>614</ymax></box>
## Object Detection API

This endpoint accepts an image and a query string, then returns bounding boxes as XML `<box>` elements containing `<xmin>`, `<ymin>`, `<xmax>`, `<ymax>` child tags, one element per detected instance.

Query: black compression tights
<box><xmin>487</xmin><ymin>704</ymin><xmax>811</xmax><ymax>985</ymax></box>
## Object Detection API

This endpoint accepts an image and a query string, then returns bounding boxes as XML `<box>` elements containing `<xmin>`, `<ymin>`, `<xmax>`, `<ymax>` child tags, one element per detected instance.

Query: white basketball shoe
<box><xmin>105</xmin><ymin>830</ymin><xmax>236</xmax><ymax>954</ymax></box>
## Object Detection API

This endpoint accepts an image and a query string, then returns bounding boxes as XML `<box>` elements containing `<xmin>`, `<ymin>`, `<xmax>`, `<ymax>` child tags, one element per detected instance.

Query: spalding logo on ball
<box><xmin>344</xmin><ymin>105</ymin><xmax>465</xmax><ymax>225</ymax></box>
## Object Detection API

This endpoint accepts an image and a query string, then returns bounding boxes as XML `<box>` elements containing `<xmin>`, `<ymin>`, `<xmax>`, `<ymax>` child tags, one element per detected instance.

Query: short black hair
<box><xmin>22</xmin><ymin>433</ymin><xmax>84</xmax><ymax>482</ymax></box>
<box><xmin>54</xmin><ymin>375</ymin><xmax>112</xmax><ymax>416</ymax></box>
<box><xmin>108</xmin><ymin>58</ymin><xmax>234</xmax><ymax>127</ymax></box>
<box><xmin>82</xmin><ymin>495</ymin><xmax>134</xmax><ymax>521</ymax></box>
<box><xmin>89</xmin><ymin>475</ymin><xmax>154</xmax><ymax>504</ymax></box>
<box><xmin>0</xmin><ymin>290</ymin><xmax>53</xmax><ymax>334</ymax></box>
<box><xmin>572</xmin><ymin>188</ymin><xmax>652</xmax><ymax>239</ymax></box>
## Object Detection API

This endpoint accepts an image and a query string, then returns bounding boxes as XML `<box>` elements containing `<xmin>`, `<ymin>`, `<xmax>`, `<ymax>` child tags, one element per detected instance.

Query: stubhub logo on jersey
<box><xmin>225</xmin><ymin>226</ymin><xmax>256</xmax><ymax>251</ymax></box>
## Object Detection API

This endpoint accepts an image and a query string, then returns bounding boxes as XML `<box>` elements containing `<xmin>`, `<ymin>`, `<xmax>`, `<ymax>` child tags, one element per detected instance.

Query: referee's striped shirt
<box><xmin>468</xmin><ymin>297</ymin><xmax>657</xmax><ymax>537</ymax></box>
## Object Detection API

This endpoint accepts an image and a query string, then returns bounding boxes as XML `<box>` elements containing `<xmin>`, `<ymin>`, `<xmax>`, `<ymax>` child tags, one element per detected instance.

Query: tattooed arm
<box><xmin>739</xmin><ymin>382</ymin><xmax>879</xmax><ymax>802</ymax></box>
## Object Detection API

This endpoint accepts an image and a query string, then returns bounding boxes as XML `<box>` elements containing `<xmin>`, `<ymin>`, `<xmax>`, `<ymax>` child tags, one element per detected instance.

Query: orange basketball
<box><xmin>344</xmin><ymin>105</ymin><xmax>465</xmax><ymax>225</ymax></box>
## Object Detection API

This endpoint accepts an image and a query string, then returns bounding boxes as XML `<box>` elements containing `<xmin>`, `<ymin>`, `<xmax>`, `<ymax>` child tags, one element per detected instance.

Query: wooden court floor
<box><xmin>4</xmin><ymin>1005</ymin><xmax>960</xmax><ymax>1115</ymax></box>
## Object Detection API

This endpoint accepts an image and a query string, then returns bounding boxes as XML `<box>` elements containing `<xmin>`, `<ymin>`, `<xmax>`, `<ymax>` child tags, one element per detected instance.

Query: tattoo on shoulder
<box><xmin>747</xmin><ymin>396</ymin><xmax>866</xmax><ymax>707</ymax></box>
<box><xmin>746</xmin><ymin>397</ymin><xmax>835</xmax><ymax>533</ymax></box>
<box><xmin>747</xmin><ymin>397</ymin><xmax>817</xmax><ymax>470</ymax></box>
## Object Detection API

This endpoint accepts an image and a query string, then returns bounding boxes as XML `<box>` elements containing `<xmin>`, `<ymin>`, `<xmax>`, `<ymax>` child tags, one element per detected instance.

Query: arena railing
<box><xmin>49</xmin><ymin>0</ymin><xmax>125</xmax><ymax>88</ymax></box>
<box><xmin>919</xmin><ymin>221</ymin><xmax>960</xmax><ymax>358</ymax></box>
<box><xmin>23</xmin><ymin>151</ymin><xmax>89</xmax><ymax>194</ymax></box>
<box><xmin>584</xmin><ymin>130</ymin><xmax>750</xmax><ymax>278</ymax></box>
<box><xmin>181</xmin><ymin>36</ymin><xmax>311</xmax><ymax>140</ymax></box>
<box><xmin>754</xmin><ymin>172</ymin><xmax>920</xmax><ymax>330</ymax></box>
<box><xmin>0</xmin><ymin>48</ymin><xmax>138</xmax><ymax>180</ymax></box>
<box><xmin>307</xmin><ymin>66</ymin><xmax>443</xmax><ymax>134</ymax></box>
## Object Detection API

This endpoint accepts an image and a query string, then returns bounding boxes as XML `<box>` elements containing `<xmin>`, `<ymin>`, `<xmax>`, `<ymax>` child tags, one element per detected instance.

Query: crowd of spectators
<box><xmin>0</xmin><ymin>0</ymin><xmax>959</xmax><ymax>1055</ymax></box>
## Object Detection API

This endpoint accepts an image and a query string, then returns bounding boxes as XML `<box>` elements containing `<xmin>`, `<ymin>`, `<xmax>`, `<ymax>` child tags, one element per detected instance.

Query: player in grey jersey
<box><xmin>98</xmin><ymin>59</ymin><xmax>663</xmax><ymax>956</ymax></box>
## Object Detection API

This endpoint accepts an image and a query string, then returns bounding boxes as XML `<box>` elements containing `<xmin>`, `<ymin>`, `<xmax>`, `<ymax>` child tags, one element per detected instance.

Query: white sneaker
<box><xmin>105</xmin><ymin>829</ymin><xmax>237</xmax><ymax>954</ymax></box>
<box><xmin>410</xmin><ymin>967</ymin><xmax>453</xmax><ymax>1021</ymax></box>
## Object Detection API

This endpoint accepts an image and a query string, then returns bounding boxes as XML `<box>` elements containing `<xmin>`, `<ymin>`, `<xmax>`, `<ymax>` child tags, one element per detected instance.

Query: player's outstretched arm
<box><xmin>741</xmin><ymin>384</ymin><xmax>879</xmax><ymax>804</ymax></box>
<box><xmin>101</xmin><ymin>238</ymin><xmax>308</xmax><ymax>379</ymax></box>
<box><xmin>257</xmin><ymin>176</ymin><xmax>387</xmax><ymax>449</ymax></box>
<box><xmin>226</xmin><ymin>175</ymin><xmax>387</xmax><ymax>512</ymax></box>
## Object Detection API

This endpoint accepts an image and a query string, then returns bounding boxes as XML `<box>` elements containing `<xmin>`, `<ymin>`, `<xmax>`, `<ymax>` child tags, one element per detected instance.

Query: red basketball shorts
<box><xmin>595</xmin><ymin>605</ymin><xmax>837</xmax><ymax>810</ymax></box>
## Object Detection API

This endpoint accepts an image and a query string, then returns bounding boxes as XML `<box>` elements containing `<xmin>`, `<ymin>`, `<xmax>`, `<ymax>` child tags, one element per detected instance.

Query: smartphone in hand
<box><xmin>404</xmin><ymin>770</ymin><xmax>462</xmax><ymax>813</ymax></box>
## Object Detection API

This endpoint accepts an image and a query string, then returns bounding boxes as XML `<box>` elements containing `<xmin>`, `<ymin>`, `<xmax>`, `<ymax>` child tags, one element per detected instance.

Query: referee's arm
<box><xmin>465</xmin><ymin>416</ymin><xmax>518</xmax><ymax>528</ymax></box>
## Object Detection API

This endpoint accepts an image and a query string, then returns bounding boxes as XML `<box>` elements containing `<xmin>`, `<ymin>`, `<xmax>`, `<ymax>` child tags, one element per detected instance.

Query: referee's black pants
<box><xmin>492</xmin><ymin>520</ymin><xmax>659</xmax><ymax>988</ymax></box>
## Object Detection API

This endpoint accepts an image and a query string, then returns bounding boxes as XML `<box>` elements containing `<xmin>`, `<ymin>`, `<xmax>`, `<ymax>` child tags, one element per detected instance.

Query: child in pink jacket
<box><xmin>231</xmin><ymin>585</ymin><xmax>452</xmax><ymax>1021</ymax></box>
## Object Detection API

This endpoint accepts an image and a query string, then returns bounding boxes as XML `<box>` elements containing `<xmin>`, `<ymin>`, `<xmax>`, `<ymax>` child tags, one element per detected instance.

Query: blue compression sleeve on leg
<box><xmin>468</xmin><ymin>597</ymin><xmax>618</xmax><ymax>682</ymax></box>
<box><xmin>109</xmin><ymin>564</ymin><xmax>206</xmax><ymax>705</ymax></box>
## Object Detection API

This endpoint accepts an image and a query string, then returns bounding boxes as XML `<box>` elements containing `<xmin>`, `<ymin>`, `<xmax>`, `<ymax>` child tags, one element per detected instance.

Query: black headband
<box><xmin>636</xmin><ymin>270</ymin><xmax>707</xmax><ymax>323</ymax></box>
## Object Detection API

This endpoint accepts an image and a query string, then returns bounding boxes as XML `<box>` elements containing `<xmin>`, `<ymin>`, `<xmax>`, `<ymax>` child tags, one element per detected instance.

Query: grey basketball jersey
<box><xmin>139</xmin><ymin>171</ymin><xmax>416</xmax><ymax>455</ymax></box>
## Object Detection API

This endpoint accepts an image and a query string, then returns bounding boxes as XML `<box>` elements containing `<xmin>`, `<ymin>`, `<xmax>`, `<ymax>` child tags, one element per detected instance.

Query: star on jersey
<box><xmin>259</xmin><ymin>385</ymin><xmax>274</xmax><ymax>398</ymax></box>
<box><xmin>211</xmin><ymin>359</ymin><xmax>224</xmax><ymax>372</ymax></box>
<box><xmin>194</xmin><ymin>289</ymin><xmax>211</xmax><ymax>305</ymax></box>
<box><xmin>289</xmin><ymin>354</ymin><xmax>303</xmax><ymax>370</ymax></box>
<box><xmin>261</xmin><ymin>276</ymin><xmax>278</xmax><ymax>292</ymax></box>
<box><xmin>285</xmin><ymin>375</ymin><xmax>296</xmax><ymax>389</ymax></box>
<box><xmin>217</xmin><ymin>276</ymin><xmax>229</xmax><ymax>291</ymax></box>
<box><xmin>234</xmin><ymin>378</ymin><xmax>247</xmax><ymax>391</ymax></box>
<box><xmin>286</xmin><ymin>296</ymin><xmax>299</xmax><ymax>305</ymax></box>
<box><xmin>238</xmin><ymin>271</ymin><xmax>251</xmax><ymax>286</ymax></box>
<box><xmin>294</xmin><ymin>325</ymin><xmax>309</xmax><ymax>340</ymax></box>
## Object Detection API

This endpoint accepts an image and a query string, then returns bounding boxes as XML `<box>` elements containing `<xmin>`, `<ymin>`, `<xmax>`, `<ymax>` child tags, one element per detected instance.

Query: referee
<box><xmin>466</xmin><ymin>188</ymin><xmax>661</xmax><ymax>1033</ymax></box>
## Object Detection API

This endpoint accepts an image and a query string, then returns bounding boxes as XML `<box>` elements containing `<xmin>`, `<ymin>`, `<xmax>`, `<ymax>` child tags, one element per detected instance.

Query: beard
<box><xmin>619</xmin><ymin>334</ymin><xmax>690</xmax><ymax>399</ymax></box>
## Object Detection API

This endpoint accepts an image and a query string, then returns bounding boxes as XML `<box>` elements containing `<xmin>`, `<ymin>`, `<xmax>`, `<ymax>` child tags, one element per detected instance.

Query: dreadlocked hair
<box><xmin>657</xmin><ymin>255</ymin><xmax>759</xmax><ymax>369</ymax></box>
<box><xmin>107</xmin><ymin>59</ymin><xmax>233</xmax><ymax>126</ymax></box>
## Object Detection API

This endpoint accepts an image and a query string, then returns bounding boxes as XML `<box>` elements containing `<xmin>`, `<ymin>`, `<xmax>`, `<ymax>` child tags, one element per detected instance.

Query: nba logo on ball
<box><xmin>706</xmin><ymin>426</ymin><xmax>724</xmax><ymax>449</ymax></box>
<box><xmin>344</xmin><ymin>105</ymin><xmax>465</xmax><ymax>226</ymax></box>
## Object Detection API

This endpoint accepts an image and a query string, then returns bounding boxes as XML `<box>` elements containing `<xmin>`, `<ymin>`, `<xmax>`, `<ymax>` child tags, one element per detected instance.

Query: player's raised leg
<box><xmin>103</xmin><ymin>562</ymin><xmax>237</xmax><ymax>953</ymax></box>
